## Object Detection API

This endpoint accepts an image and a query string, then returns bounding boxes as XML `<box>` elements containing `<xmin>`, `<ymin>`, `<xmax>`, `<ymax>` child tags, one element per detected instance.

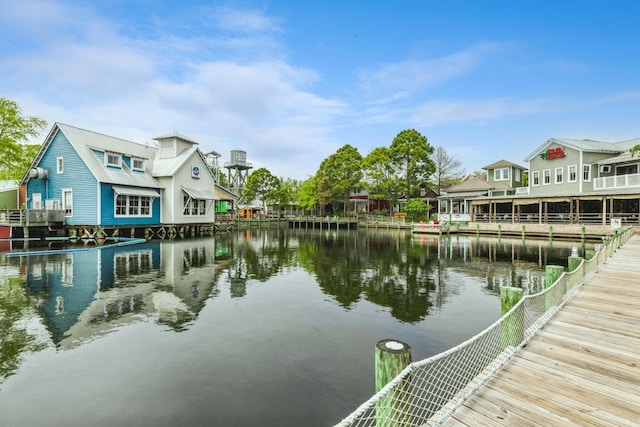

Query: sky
<box><xmin>1</xmin><ymin>0</ymin><xmax>640</xmax><ymax>180</ymax></box>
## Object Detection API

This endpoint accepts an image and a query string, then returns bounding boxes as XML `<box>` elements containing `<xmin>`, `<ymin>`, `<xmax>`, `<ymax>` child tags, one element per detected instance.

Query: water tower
<box><xmin>203</xmin><ymin>150</ymin><xmax>221</xmax><ymax>183</ymax></box>
<box><xmin>224</xmin><ymin>149</ymin><xmax>252</xmax><ymax>203</ymax></box>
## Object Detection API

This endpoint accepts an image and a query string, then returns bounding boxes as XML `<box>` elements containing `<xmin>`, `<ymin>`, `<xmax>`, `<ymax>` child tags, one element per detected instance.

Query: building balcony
<box><xmin>0</xmin><ymin>209</ymin><xmax>66</xmax><ymax>226</ymax></box>
<box><xmin>594</xmin><ymin>173</ymin><xmax>640</xmax><ymax>190</ymax></box>
<box><xmin>515</xmin><ymin>186</ymin><xmax>530</xmax><ymax>195</ymax></box>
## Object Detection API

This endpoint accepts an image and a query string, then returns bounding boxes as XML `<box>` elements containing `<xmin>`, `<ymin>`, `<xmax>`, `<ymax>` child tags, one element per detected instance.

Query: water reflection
<box><xmin>0</xmin><ymin>228</ymin><xmax>586</xmax><ymax>389</ymax></box>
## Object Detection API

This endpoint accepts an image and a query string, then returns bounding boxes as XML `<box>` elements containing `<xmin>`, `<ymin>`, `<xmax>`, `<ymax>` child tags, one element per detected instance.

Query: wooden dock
<box><xmin>440</xmin><ymin>234</ymin><xmax>640</xmax><ymax>426</ymax></box>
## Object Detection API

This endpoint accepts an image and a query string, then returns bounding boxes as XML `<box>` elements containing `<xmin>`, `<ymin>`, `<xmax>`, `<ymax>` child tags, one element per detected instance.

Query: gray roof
<box><xmin>524</xmin><ymin>137</ymin><xmax>639</xmax><ymax>162</ymax></box>
<box><xmin>56</xmin><ymin>123</ymin><xmax>162</xmax><ymax>188</ymax></box>
<box><xmin>154</xmin><ymin>132</ymin><xmax>200</xmax><ymax>145</ymax></box>
<box><xmin>483</xmin><ymin>159</ymin><xmax>527</xmax><ymax>170</ymax></box>
<box><xmin>443</xmin><ymin>174</ymin><xmax>512</xmax><ymax>193</ymax></box>
<box><xmin>152</xmin><ymin>146</ymin><xmax>198</xmax><ymax>177</ymax></box>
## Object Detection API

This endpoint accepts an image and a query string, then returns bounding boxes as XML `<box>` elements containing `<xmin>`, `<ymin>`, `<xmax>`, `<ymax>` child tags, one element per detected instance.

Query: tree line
<box><xmin>243</xmin><ymin>129</ymin><xmax>465</xmax><ymax>220</ymax></box>
<box><xmin>0</xmin><ymin>97</ymin><xmax>465</xmax><ymax>220</ymax></box>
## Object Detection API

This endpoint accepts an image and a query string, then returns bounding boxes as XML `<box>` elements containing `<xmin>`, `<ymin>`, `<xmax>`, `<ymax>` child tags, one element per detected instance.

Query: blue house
<box><xmin>21</xmin><ymin>123</ymin><xmax>220</xmax><ymax>234</ymax></box>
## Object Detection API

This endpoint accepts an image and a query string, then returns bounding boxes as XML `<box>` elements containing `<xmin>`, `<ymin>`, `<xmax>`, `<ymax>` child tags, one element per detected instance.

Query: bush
<box><xmin>402</xmin><ymin>200</ymin><xmax>431</xmax><ymax>222</ymax></box>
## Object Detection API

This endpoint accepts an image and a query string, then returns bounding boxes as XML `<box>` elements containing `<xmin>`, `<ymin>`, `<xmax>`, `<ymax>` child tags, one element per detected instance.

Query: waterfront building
<box><xmin>452</xmin><ymin>137</ymin><xmax>640</xmax><ymax>226</ymax></box>
<box><xmin>19</xmin><ymin>123</ymin><xmax>227</xmax><ymax>237</ymax></box>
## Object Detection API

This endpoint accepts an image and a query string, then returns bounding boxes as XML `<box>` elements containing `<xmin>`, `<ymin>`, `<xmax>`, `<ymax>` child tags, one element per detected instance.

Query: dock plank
<box><xmin>438</xmin><ymin>234</ymin><xmax>640</xmax><ymax>426</ymax></box>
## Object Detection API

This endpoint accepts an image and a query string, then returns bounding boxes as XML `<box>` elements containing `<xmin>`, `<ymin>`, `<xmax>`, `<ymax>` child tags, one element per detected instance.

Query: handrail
<box><xmin>336</xmin><ymin>227</ymin><xmax>633</xmax><ymax>427</ymax></box>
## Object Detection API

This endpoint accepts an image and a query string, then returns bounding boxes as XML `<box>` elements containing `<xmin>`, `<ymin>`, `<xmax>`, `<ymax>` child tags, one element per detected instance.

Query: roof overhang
<box><xmin>182</xmin><ymin>186</ymin><xmax>219</xmax><ymax>200</ymax></box>
<box><xmin>113</xmin><ymin>185</ymin><xmax>160</xmax><ymax>198</ymax></box>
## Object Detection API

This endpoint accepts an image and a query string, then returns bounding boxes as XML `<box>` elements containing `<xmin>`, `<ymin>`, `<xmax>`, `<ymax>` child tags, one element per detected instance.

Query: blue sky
<box><xmin>1</xmin><ymin>1</ymin><xmax>639</xmax><ymax>180</ymax></box>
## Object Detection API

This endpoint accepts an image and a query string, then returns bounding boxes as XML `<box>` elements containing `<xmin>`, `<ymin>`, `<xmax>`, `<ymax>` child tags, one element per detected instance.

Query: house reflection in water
<box><xmin>22</xmin><ymin>239</ymin><xmax>223</xmax><ymax>348</ymax></box>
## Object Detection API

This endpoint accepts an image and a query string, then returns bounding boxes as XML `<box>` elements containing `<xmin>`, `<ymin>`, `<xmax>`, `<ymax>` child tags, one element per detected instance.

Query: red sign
<box><xmin>540</xmin><ymin>147</ymin><xmax>565</xmax><ymax>160</ymax></box>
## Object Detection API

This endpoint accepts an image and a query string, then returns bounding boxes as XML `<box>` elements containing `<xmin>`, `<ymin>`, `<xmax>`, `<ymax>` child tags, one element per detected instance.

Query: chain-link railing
<box><xmin>336</xmin><ymin>228</ymin><xmax>633</xmax><ymax>427</ymax></box>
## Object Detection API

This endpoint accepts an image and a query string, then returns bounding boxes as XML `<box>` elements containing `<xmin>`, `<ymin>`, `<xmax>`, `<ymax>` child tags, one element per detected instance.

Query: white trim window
<box><xmin>62</xmin><ymin>188</ymin><xmax>73</xmax><ymax>217</ymax></box>
<box><xmin>543</xmin><ymin>169</ymin><xmax>551</xmax><ymax>185</ymax></box>
<box><xmin>132</xmin><ymin>158</ymin><xmax>145</xmax><ymax>172</ymax></box>
<box><xmin>494</xmin><ymin>167</ymin><xmax>510</xmax><ymax>181</ymax></box>
<box><xmin>583</xmin><ymin>164</ymin><xmax>591</xmax><ymax>182</ymax></box>
<box><xmin>568</xmin><ymin>165</ymin><xmax>577</xmax><ymax>182</ymax></box>
<box><xmin>555</xmin><ymin>167</ymin><xmax>563</xmax><ymax>184</ymax></box>
<box><xmin>106</xmin><ymin>152</ymin><xmax>122</xmax><ymax>168</ymax></box>
<box><xmin>532</xmin><ymin>171</ymin><xmax>540</xmax><ymax>186</ymax></box>
<box><xmin>57</xmin><ymin>157</ymin><xmax>64</xmax><ymax>174</ymax></box>
<box><xmin>115</xmin><ymin>194</ymin><xmax>152</xmax><ymax>217</ymax></box>
<box><xmin>183</xmin><ymin>194</ymin><xmax>207</xmax><ymax>216</ymax></box>
<box><xmin>515</xmin><ymin>168</ymin><xmax>521</xmax><ymax>182</ymax></box>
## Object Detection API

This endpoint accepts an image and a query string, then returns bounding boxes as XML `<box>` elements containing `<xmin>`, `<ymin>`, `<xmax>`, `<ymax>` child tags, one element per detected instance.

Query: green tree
<box><xmin>298</xmin><ymin>176</ymin><xmax>318</xmax><ymax>214</ymax></box>
<box><xmin>315</xmin><ymin>144</ymin><xmax>363</xmax><ymax>214</ymax></box>
<box><xmin>272</xmin><ymin>177</ymin><xmax>300</xmax><ymax>216</ymax></box>
<box><xmin>0</xmin><ymin>98</ymin><xmax>47</xmax><ymax>180</ymax></box>
<box><xmin>390</xmin><ymin>129</ymin><xmax>435</xmax><ymax>197</ymax></box>
<box><xmin>402</xmin><ymin>199</ymin><xmax>431</xmax><ymax>222</ymax></box>
<box><xmin>631</xmin><ymin>145</ymin><xmax>640</xmax><ymax>157</ymax></box>
<box><xmin>243</xmin><ymin>168</ymin><xmax>280</xmax><ymax>215</ymax></box>
<box><xmin>362</xmin><ymin>146</ymin><xmax>403</xmax><ymax>210</ymax></box>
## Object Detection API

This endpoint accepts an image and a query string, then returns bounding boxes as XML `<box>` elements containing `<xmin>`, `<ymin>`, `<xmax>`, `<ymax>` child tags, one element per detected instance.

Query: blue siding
<box><xmin>27</xmin><ymin>130</ymin><xmax>98</xmax><ymax>225</ymax></box>
<box><xmin>100</xmin><ymin>183</ymin><xmax>161</xmax><ymax>226</ymax></box>
<box><xmin>25</xmin><ymin>250</ymin><xmax>99</xmax><ymax>343</ymax></box>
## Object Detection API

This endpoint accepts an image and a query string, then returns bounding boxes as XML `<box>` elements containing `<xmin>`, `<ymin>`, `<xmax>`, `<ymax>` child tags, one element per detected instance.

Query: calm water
<box><xmin>0</xmin><ymin>228</ymin><xmax>587</xmax><ymax>426</ymax></box>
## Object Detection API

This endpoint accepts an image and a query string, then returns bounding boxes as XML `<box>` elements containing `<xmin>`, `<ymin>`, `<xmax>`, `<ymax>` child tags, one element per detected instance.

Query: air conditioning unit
<box><xmin>600</xmin><ymin>165</ymin><xmax>611</xmax><ymax>173</ymax></box>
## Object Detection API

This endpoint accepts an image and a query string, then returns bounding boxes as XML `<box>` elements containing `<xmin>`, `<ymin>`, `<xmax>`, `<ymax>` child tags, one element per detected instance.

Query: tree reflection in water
<box><xmin>221</xmin><ymin>228</ymin><xmax>578</xmax><ymax>324</ymax></box>
<box><xmin>0</xmin><ymin>227</ymin><xmax>581</xmax><ymax>388</ymax></box>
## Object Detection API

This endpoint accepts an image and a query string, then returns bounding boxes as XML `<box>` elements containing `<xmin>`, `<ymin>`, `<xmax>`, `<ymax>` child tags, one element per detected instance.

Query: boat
<box><xmin>411</xmin><ymin>221</ymin><xmax>458</xmax><ymax>235</ymax></box>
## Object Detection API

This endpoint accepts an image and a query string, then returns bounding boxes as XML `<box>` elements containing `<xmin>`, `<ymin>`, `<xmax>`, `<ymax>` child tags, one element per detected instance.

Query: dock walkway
<box><xmin>441</xmin><ymin>234</ymin><xmax>640</xmax><ymax>426</ymax></box>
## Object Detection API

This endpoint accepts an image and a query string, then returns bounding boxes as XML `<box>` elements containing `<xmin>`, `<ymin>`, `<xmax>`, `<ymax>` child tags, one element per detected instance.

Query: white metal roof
<box><xmin>56</xmin><ymin>123</ymin><xmax>163</xmax><ymax>188</ymax></box>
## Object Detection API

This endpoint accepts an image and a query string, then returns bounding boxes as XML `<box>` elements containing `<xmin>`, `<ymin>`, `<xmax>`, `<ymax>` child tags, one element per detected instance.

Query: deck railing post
<box><xmin>545</xmin><ymin>265</ymin><xmax>565</xmax><ymax>308</ymax></box>
<box><xmin>500</xmin><ymin>286</ymin><xmax>523</xmax><ymax>349</ymax></box>
<box><xmin>375</xmin><ymin>339</ymin><xmax>411</xmax><ymax>427</ymax></box>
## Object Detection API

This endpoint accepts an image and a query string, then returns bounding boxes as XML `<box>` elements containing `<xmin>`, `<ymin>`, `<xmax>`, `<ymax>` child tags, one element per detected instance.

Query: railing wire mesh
<box><xmin>336</xmin><ymin>228</ymin><xmax>633</xmax><ymax>427</ymax></box>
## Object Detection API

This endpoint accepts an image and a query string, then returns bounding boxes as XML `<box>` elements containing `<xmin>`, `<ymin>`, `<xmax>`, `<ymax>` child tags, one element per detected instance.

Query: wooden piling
<box><xmin>568</xmin><ymin>256</ymin><xmax>583</xmax><ymax>272</ymax></box>
<box><xmin>375</xmin><ymin>339</ymin><xmax>411</xmax><ymax>427</ymax></box>
<box><xmin>500</xmin><ymin>286</ymin><xmax>524</xmax><ymax>349</ymax></box>
<box><xmin>545</xmin><ymin>265</ymin><xmax>565</xmax><ymax>308</ymax></box>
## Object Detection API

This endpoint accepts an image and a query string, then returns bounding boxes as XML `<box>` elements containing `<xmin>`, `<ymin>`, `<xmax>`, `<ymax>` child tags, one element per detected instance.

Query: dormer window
<box><xmin>106</xmin><ymin>152</ymin><xmax>121</xmax><ymax>168</ymax></box>
<box><xmin>494</xmin><ymin>167</ymin><xmax>510</xmax><ymax>181</ymax></box>
<box><xmin>132</xmin><ymin>158</ymin><xmax>145</xmax><ymax>172</ymax></box>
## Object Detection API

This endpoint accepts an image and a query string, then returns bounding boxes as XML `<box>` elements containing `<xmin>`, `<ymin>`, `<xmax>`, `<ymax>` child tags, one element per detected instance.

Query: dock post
<box><xmin>548</xmin><ymin>225</ymin><xmax>553</xmax><ymax>240</ymax></box>
<box><xmin>476</xmin><ymin>223</ymin><xmax>479</xmax><ymax>237</ymax></box>
<box><xmin>568</xmin><ymin>256</ymin><xmax>583</xmax><ymax>272</ymax></box>
<box><xmin>375</xmin><ymin>339</ymin><xmax>411</xmax><ymax>427</ymax></box>
<box><xmin>521</xmin><ymin>224</ymin><xmax>525</xmax><ymax>240</ymax></box>
<box><xmin>498</xmin><ymin>224</ymin><xmax>502</xmax><ymax>238</ymax></box>
<box><xmin>500</xmin><ymin>286</ymin><xmax>524</xmax><ymax>349</ymax></box>
<box><xmin>545</xmin><ymin>265</ymin><xmax>565</xmax><ymax>308</ymax></box>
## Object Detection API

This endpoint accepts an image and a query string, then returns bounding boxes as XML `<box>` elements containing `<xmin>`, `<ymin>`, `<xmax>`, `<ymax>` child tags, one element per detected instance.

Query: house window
<box><xmin>57</xmin><ymin>157</ymin><xmax>64</xmax><ymax>174</ymax></box>
<box><xmin>106</xmin><ymin>152</ymin><xmax>121</xmax><ymax>168</ymax></box>
<box><xmin>515</xmin><ymin>168</ymin><xmax>521</xmax><ymax>182</ymax></box>
<box><xmin>583</xmin><ymin>164</ymin><xmax>591</xmax><ymax>182</ymax></box>
<box><xmin>568</xmin><ymin>165</ymin><xmax>577</xmax><ymax>182</ymax></box>
<box><xmin>183</xmin><ymin>194</ymin><xmax>207</xmax><ymax>216</ymax></box>
<box><xmin>543</xmin><ymin>169</ymin><xmax>551</xmax><ymax>185</ymax></box>
<box><xmin>494</xmin><ymin>167</ymin><xmax>509</xmax><ymax>181</ymax></box>
<box><xmin>115</xmin><ymin>195</ymin><xmax>152</xmax><ymax>217</ymax></box>
<box><xmin>555</xmin><ymin>167</ymin><xmax>563</xmax><ymax>184</ymax></box>
<box><xmin>532</xmin><ymin>171</ymin><xmax>540</xmax><ymax>186</ymax></box>
<box><xmin>132</xmin><ymin>158</ymin><xmax>145</xmax><ymax>172</ymax></box>
<box><xmin>62</xmin><ymin>189</ymin><xmax>73</xmax><ymax>217</ymax></box>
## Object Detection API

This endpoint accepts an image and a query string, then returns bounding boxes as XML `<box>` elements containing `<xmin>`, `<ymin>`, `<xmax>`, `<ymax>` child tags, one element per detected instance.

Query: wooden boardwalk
<box><xmin>442</xmin><ymin>234</ymin><xmax>640</xmax><ymax>427</ymax></box>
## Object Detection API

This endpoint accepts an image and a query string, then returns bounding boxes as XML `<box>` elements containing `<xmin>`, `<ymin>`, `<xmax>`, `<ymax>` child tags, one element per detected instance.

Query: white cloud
<box><xmin>355</xmin><ymin>42</ymin><xmax>507</xmax><ymax>100</ymax></box>
<box><xmin>410</xmin><ymin>97</ymin><xmax>560</xmax><ymax>126</ymax></box>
